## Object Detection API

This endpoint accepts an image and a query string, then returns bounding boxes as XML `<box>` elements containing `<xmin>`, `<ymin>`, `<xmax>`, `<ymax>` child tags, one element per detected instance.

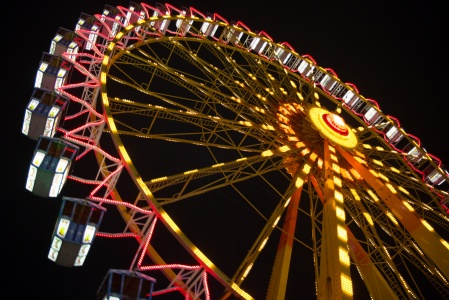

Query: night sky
<box><xmin>6</xmin><ymin>1</ymin><xmax>448</xmax><ymax>299</ymax></box>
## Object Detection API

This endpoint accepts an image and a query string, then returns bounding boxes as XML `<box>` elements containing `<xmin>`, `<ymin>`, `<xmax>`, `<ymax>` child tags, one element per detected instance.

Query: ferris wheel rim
<box><xmin>26</xmin><ymin>2</ymin><xmax>449</xmax><ymax>299</ymax></box>
<box><xmin>99</xmin><ymin>14</ymin><xmax>449</xmax><ymax>298</ymax></box>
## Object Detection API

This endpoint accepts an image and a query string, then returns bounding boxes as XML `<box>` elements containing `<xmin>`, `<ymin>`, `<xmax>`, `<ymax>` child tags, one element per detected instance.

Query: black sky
<box><xmin>6</xmin><ymin>1</ymin><xmax>449</xmax><ymax>299</ymax></box>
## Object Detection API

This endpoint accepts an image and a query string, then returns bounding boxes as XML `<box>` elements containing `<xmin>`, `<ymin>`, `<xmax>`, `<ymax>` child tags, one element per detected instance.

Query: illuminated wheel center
<box><xmin>322</xmin><ymin>113</ymin><xmax>349</xmax><ymax>136</ymax></box>
<box><xmin>277</xmin><ymin>103</ymin><xmax>358</xmax><ymax>176</ymax></box>
<box><xmin>308</xmin><ymin>106</ymin><xmax>358</xmax><ymax>148</ymax></box>
<box><xmin>276</xmin><ymin>103</ymin><xmax>358</xmax><ymax>150</ymax></box>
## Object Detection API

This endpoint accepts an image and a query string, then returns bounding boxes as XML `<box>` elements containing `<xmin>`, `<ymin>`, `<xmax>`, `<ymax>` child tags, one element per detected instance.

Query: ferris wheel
<box><xmin>21</xmin><ymin>1</ymin><xmax>449</xmax><ymax>299</ymax></box>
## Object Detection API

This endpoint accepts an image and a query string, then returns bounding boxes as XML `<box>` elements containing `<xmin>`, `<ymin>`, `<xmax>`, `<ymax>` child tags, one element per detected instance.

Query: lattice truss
<box><xmin>26</xmin><ymin>1</ymin><xmax>449</xmax><ymax>299</ymax></box>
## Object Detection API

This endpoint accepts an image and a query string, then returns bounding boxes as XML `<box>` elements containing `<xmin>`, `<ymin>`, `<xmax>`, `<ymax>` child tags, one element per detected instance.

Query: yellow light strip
<box><xmin>402</xmin><ymin>201</ymin><xmax>415</xmax><ymax>211</ymax></box>
<box><xmin>350</xmin><ymin>188</ymin><xmax>361</xmax><ymax>201</ymax></box>
<box><xmin>367</xmin><ymin>189</ymin><xmax>379</xmax><ymax>202</ymax></box>
<box><xmin>363</xmin><ymin>212</ymin><xmax>374</xmax><ymax>226</ymax></box>
<box><xmin>341</xmin><ymin>273</ymin><xmax>354</xmax><ymax>296</ymax></box>
<box><xmin>421</xmin><ymin>220</ymin><xmax>434</xmax><ymax>232</ymax></box>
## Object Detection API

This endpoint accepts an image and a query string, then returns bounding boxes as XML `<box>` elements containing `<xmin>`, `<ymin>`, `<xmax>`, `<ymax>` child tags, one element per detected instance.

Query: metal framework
<box><xmin>22</xmin><ymin>2</ymin><xmax>449</xmax><ymax>299</ymax></box>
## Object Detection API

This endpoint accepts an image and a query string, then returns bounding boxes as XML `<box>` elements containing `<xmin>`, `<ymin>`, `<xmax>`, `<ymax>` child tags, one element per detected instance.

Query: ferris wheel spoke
<box><xmin>130</xmin><ymin>39</ymin><xmax>230</xmax><ymax>89</ymax></box>
<box><xmin>338</xmin><ymin>146</ymin><xmax>449</xmax><ymax>281</ymax></box>
<box><xmin>116</xmin><ymin>39</ymin><xmax>262</xmax><ymax>112</ymax></box>
<box><xmin>352</xmin><ymin>146</ymin><xmax>447</xmax><ymax>218</ymax></box>
<box><xmin>344</xmin><ymin>182</ymin><xmax>448</xmax><ymax>297</ymax></box>
<box><xmin>108</xmin><ymin>40</ymin><xmax>308</xmax><ymax>137</ymax></box>
<box><xmin>315</xmin><ymin>163</ymin><xmax>443</xmax><ymax>298</ymax></box>
<box><xmin>230</xmin><ymin>155</ymin><xmax>316</xmax><ymax>292</ymax></box>
<box><xmin>143</xmin><ymin>151</ymin><xmax>294</xmax><ymax>205</ymax></box>
<box><xmin>218</xmin><ymin>48</ymin><xmax>312</xmax><ymax>112</ymax></box>
<box><xmin>197</xmin><ymin>43</ymin><xmax>297</xmax><ymax>109</ymax></box>
<box><xmin>231</xmin><ymin>184</ymin><xmax>299</xmax><ymax>286</ymax></box>
<box><xmin>108</xmin><ymin>99</ymin><xmax>282</xmax><ymax>148</ymax></box>
<box><xmin>346</xmin><ymin>230</ymin><xmax>403</xmax><ymax>298</ymax></box>
<box><xmin>154</xmin><ymin>38</ymin><xmax>304</xmax><ymax>114</ymax></box>
<box><xmin>164</xmin><ymin>44</ymin><xmax>300</xmax><ymax>120</ymax></box>
<box><xmin>107</xmin><ymin>58</ymin><xmax>283</xmax><ymax>133</ymax></box>
<box><xmin>360</xmin><ymin>143</ymin><xmax>413</xmax><ymax>172</ymax></box>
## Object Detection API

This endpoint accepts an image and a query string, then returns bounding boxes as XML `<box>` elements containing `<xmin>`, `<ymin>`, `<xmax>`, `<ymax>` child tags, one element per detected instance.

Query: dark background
<box><xmin>6</xmin><ymin>1</ymin><xmax>448</xmax><ymax>299</ymax></box>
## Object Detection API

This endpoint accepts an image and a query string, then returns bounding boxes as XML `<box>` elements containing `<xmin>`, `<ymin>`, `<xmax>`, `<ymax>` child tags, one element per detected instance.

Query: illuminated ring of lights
<box><xmin>87</xmin><ymin>3</ymin><xmax>449</xmax><ymax>299</ymax></box>
<box><xmin>308</xmin><ymin>106</ymin><xmax>358</xmax><ymax>148</ymax></box>
<box><xmin>322</xmin><ymin>113</ymin><xmax>349</xmax><ymax>135</ymax></box>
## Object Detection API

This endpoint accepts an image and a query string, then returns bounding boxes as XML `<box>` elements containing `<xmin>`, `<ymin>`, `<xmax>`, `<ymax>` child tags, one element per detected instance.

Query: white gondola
<box><xmin>48</xmin><ymin>197</ymin><xmax>106</xmax><ymax>267</ymax></box>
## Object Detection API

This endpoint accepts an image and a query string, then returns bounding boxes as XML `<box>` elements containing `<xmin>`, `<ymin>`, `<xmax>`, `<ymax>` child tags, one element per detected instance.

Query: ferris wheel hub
<box><xmin>308</xmin><ymin>106</ymin><xmax>358</xmax><ymax>149</ymax></box>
